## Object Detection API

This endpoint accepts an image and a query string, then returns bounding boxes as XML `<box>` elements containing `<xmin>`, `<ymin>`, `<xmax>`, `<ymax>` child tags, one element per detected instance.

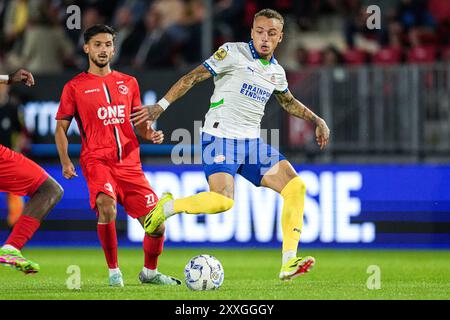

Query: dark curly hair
<box><xmin>84</xmin><ymin>24</ymin><xmax>116</xmax><ymax>44</ymax></box>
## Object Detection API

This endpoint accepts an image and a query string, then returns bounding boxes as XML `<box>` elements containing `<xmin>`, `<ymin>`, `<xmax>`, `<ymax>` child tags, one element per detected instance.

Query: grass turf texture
<box><xmin>0</xmin><ymin>248</ymin><xmax>449</xmax><ymax>300</ymax></box>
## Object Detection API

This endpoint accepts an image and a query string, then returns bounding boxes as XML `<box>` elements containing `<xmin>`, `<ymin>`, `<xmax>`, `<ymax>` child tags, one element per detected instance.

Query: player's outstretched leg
<box><xmin>144</xmin><ymin>190</ymin><xmax>234</xmax><ymax>234</ymax></box>
<box><xmin>278</xmin><ymin>176</ymin><xmax>315</xmax><ymax>280</ymax></box>
<box><xmin>144</xmin><ymin>173</ymin><xmax>235</xmax><ymax>234</ymax></box>
<box><xmin>137</xmin><ymin>221</ymin><xmax>181</xmax><ymax>286</ymax></box>
<box><xmin>0</xmin><ymin>176</ymin><xmax>63</xmax><ymax>274</ymax></box>
<box><xmin>261</xmin><ymin>160</ymin><xmax>315</xmax><ymax>280</ymax></box>
<box><xmin>96</xmin><ymin>193</ymin><xmax>123</xmax><ymax>287</ymax></box>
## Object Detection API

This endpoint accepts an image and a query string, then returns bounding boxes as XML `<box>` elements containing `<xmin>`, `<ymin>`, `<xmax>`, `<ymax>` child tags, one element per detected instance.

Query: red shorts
<box><xmin>81</xmin><ymin>159</ymin><xmax>158</xmax><ymax>219</ymax></box>
<box><xmin>0</xmin><ymin>145</ymin><xmax>49</xmax><ymax>197</ymax></box>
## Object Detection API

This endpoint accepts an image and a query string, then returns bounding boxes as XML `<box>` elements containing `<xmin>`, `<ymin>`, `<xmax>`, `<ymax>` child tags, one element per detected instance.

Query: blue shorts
<box><xmin>201</xmin><ymin>132</ymin><xmax>286</xmax><ymax>186</ymax></box>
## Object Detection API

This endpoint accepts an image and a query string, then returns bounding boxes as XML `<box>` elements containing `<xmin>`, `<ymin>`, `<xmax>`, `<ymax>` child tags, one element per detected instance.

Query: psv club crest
<box><xmin>118</xmin><ymin>84</ymin><xmax>129</xmax><ymax>95</ymax></box>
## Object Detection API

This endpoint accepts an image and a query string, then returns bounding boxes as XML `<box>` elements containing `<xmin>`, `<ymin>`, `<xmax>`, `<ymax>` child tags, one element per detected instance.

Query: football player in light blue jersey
<box><xmin>132</xmin><ymin>8</ymin><xmax>330</xmax><ymax>281</ymax></box>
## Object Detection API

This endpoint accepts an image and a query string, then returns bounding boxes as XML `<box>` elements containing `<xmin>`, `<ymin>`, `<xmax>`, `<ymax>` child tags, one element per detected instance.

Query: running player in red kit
<box><xmin>55</xmin><ymin>25</ymin><xmax>180</xmax><ymax>287</ymax></box>
<box><xmin>0</xmin><ymin>69</ymin><xmax>64</xmax><ymax>274</ymax></box>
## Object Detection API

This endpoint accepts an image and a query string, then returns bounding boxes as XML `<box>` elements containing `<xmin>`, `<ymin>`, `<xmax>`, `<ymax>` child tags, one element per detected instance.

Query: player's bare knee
<box><xmin>96</xmin><ymin>195</ymin><xmax>116</xmax><ymax>222</ymax></box>
<box><xmin>48</xmin><ymin>179</ymin><xmax>64</xmax><ymax>204</ymax></box>
<box><xmin>36</xmin><ymin>176</ymin><xmax>64</xmax><ymax>205</ymax></box>
<box><xmin>96</xmin><ymin>193</ymin><xmax>115</xmax><ymax>207</ymax></box>
<box><xmin>98</xmin><ymin>203</ymin><xmax>116</xmax><ymax>217</ymax></box>
<box><xmin>211</xmin><ymin>185</ymin><xmax>234</xmax><ymax>201</ymax></box>
<box><xmin>98</xmin><ymin>207</ymin><xmax>116</xmax><ymax>222</ymax></box>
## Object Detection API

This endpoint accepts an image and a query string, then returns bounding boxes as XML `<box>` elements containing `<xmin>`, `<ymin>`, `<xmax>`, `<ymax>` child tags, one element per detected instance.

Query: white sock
<box><xmin>163</xmin><ymin>200</ymin><xmax>175</xmax><ymax>219</ymax></box>
<box><xmin>109</xmin><ymin>268</ymin><xmax>121</xmax><ymax>277</ymax></box>
<box><xmin>2</xmin><ymin>245</ymin><xmax>19</xmax><ymax>252</ymax></box>
<box><xmin>142</xmin><ymin>267</ymin><xmax>157</xmax><ymax>278</ymax></box>
<box><xmin>282</xmin><ymin>250</ymin><xmax>296</xmax><ymax>265</ymax></box>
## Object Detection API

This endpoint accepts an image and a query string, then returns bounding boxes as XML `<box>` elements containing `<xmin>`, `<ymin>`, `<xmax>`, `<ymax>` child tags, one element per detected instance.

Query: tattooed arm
<box><xmin>275</xmin><ymin>90</ymin><xmax>330</xmax><ymax>150</ymax></box>
<box><xmin>131</xmin><ymin>64</ymin><xmax>212</xmax><ymax>126</ymax></box>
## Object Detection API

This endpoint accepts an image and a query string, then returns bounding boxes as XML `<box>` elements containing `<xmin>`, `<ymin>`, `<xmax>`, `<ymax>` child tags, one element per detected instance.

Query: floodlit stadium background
<box><xmin>1</xmin><ymin>0</ymin><xmax>449</xmax><ymax>249</ymax></box>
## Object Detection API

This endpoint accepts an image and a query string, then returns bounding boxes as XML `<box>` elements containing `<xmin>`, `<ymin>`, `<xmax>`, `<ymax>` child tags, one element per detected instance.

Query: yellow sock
<box><xmin>280</xmin><ymin>176</ymin><xmax>306</xmax><ymax>253</ymax></box>
<box><xmin>174</xmin><ymin>192</ymin><xmax>234</xmax><ymax>214</ymax></box>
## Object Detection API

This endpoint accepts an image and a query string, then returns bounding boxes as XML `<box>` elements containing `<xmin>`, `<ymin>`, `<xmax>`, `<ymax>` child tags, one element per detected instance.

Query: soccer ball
<box><xmin>184</xmin><ymin>254</ymin><xmax>224</xmax><ymax>291</ymax></box>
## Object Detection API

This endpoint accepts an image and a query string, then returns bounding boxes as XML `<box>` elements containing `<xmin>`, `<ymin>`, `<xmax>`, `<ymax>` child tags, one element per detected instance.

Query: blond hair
<box><xmin>254</xmin><ymin>8</ymin><xmax>284</xmax><ymax>26</ymax></box>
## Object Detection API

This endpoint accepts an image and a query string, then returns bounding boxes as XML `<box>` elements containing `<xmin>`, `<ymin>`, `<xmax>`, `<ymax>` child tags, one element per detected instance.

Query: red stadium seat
<box><xmin>417</xmin><ymin>33</ymin><xmax>439</xmax><ymax>46</ymax></box>
<box><xmin>441</xmin><ymin>46</ymin><xmax>450</xmax><ymax>62</ymax></box>
<box><xmin>428</xmin><ymin>0</ymin><xmax>450</xmax><ymax>23</ymax></box>
<box><xmin>343</xmin><ymin>48</ymin><xmax>368</xmax><ymax>65</ymax></box>
<box><xmin>306</xmin><ymin>49</ymin><xmax>323</xmax><ymax>66</ymax></box>
<box><xmin>407</xmin><ymin>46</ymin><xmax>437</xmax><ymax>63</ymax></box>
<box><xmin>372</xmin><ymin>47</ymin><xmax>403</xmax><ymax>65</ymax></box>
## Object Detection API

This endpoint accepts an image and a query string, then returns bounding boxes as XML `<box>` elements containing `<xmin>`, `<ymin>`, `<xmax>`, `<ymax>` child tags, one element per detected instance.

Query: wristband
<box><xmin>157</xmin><ymin>98</ymin><xmax>170</xmax><ymax>110</ymax></box>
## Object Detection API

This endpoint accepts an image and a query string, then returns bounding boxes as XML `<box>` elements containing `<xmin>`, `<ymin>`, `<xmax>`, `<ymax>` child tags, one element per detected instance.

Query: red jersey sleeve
<box><xmin>56</xmin><ymin>83</ymin><xmax>76</xmax><ymax>120</ymax></box>
<box><xmin>131</xmin><ymin>77</ymin><xmax>142</xmax><ymax>109</ymax></box>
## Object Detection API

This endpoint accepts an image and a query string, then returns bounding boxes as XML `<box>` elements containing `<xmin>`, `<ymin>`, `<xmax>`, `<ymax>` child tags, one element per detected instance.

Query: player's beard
<box><xmin>90</xmin><ymin>55</ymin><xmax>111</xmax><ymax>68</ymax></box>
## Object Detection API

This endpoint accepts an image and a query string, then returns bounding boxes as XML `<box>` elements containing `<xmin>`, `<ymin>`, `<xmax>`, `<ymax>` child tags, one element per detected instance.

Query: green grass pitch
<box><xmin>0</xmin><ymin>248</ymin><xmax>449</xmax><ymax>300</ymax></box>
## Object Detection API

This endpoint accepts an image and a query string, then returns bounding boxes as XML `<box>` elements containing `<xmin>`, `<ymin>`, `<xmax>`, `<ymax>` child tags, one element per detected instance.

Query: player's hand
<box><xmin>150</xmin><ymin>130</ymin><xmax>164</xmax><ymax>144</ymax></box>
<box><xmin>131</xmin><ymin>104</ymin><xmax>164</xmax><ymax>127</ymax></box>
<box><xmin>9</xmin><ymin>69</ymin><xmax>35</xmax><ymax>86</ymax></box>
<box><xmin>62</xmin><ymin>161</ymin><xmax>78</xmax><ymax>179</ymax></box>
<box><xmin>315</xmin><ymin>118</ymin><xmax>330</xmax><ymax>150</ymax></box>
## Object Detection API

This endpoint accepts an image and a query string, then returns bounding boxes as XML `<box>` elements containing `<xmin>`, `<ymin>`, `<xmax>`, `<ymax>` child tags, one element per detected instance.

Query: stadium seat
<box><xmin>428</xmin><ymin>0</ymin><xmax>450</xmax><ymax>23</ymax></box>
<box><xmin>407</xmin><ymin>46</ymin><xmax>437</xmax><ymax>63</ymax></box>
<box><xmin>417</xmin><ymin>33</ymin><xmax>439</xmax><ymax>46</ymax></box>
<box><xmin>441</xmin><ymin>46</ymin><xmax>450</xmax><ymax>62</ymax></box>
<box><xmin>372</xmin><ymin>47</ymin><xmax>403</xmax><ymax>65</ymax></box>
<box><xmin>343</xmin><ymin>48</ymin><xmax>368</xmax><ymax>65</ymax></box>
<box><xmin>306</xmin><ymin>49</ymin><xmax>323</xmax><ymax>66</ymax></box>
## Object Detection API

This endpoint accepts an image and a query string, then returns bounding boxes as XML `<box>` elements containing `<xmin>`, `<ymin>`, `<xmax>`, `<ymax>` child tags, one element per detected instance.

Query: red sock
<box><xmin>143</xmin><ymin>234</ymin><xmax>164</xmax><ymax>270</ymax></box>
<box><xmin>97</xmin><ymin>222</ymin><xmax>118</xmax><ymax>269</ymax></box>
<box><xmin>5</xmin><ymin>215</ymin><xmax>40</xmax><ymax>250</ymax></box>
